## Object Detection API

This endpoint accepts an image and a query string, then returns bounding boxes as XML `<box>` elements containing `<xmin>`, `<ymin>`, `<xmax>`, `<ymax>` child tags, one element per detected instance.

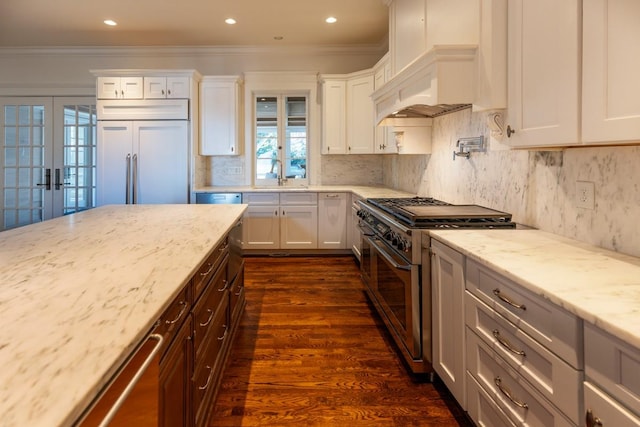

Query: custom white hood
<box><xmin>372</xmin><ymin>45</ymin><xmax>478</xmax><ymax>125</ymax></box>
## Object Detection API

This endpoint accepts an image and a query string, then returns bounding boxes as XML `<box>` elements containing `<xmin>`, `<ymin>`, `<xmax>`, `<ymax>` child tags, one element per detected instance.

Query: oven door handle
<box><xmin>367</xmin><ymin>236</ymin><xmax>412</xmax><ymax>271</ymax></box>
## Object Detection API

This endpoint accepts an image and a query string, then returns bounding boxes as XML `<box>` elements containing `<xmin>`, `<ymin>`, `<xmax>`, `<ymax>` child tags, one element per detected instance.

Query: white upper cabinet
<box><xmin>144</xmin><ymin>76</ymin><xmax>190</xmax><ymax>99</ymax></box>
<box><xmin>346</xmin><ymin>73</ymin><xmax>375</xmax><ymax>154</ymax></box>
<box><xmin>504</xmin><ymin>0</ymin><xmax>581</xmax><ymax>148</ymax></box>
<box><xmin>389</xmin><ymin>0</ymin><xmax>427</xmax><ymax>74</ymax></box>
<box><xmin>373</xmin><ymin>55</ymin><xmax>397</xmax><ymax>154</ymax></box>
<box><xmin>199</xmin><ymin>76</ymin><xmax>242</xmax><ymax>156</ymax></box>
<box><xmin>321</xmin><ymin>70</ymin><xmax>375</xmax><ymax>154</ymax></box>
<box><xmin>582</xmin><ymin>0</ymin><xmax>640</xmax><ymax>144</ymax></box>
<box><xmin>321</xmin><ymin>79</ymin><xmax>347</xmax><ymax>154</ymax></box>
<box><xmin>97</xmin><ymin>77</ymin><xmax>143</xmax><ymax>100</ymax></box>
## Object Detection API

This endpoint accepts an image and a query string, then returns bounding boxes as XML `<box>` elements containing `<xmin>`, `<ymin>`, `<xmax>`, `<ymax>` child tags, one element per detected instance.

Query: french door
<box><xmin>0</xmin><ymin>97</ymin><xmax>97</xmax><ymax>231</ymax></box>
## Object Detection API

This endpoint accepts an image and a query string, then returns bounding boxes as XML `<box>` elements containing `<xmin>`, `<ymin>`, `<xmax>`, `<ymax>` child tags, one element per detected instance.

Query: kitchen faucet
<box><xmin>275</xmin><ymin>159</ymin><xmax>287</xmax><ymax>186</ymax></box>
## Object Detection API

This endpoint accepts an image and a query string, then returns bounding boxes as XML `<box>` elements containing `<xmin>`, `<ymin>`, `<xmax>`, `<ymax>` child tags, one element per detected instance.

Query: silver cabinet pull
<box><xmin>165</xmin><ymin>301</ymin><xmax>188</xmax><ymax>325</ymax></box>
<box><xmin>199</xmin><ymin>308</ymin><xmax>214</xmax><ymax>327</ymax></box>
<box><xmin>493</xmin><ymin>289</ymin><xmax>527</xmax><ymax>310</ymax></box>
<box><xmin>198</xmin><ymin>365</ymin><xmax>214</xmax><ymax>391</ymax></box>
<box><xmin>217</xmin><ymin>279</ymin><xmax>228</xmax><ymax>292</ymax></box>
<box><xmin>125</xmin><ymin>154</ymin><xmax>131</xmax><ymax>204</ymax></box>
<box><xmin>494</xmin><ymin>376</ymin><xmax>528</xmax><ymax>409</ymax></box>
<box><xmin>132</xmin><ymin>154</ymin><xmax>138</xmax><ymax>204</ymax></box>
<box><xmin>200</xmin><ymin>262</ymin><xmax>214</xmax><ymax>277</ymax></box>
<box><xmin>493</xmin><ymin>329</ymin><xmax>526</xmax><ymax>357</ymax></box>
<box><xmin>586</xmin><ymin>409</ymin><xmax>603</xmax><ymax>427</ymax></box>
<box><xmin>217</xmin><ymin>324</ymin><xmax>228</xmax><ymax>341</ymax></box>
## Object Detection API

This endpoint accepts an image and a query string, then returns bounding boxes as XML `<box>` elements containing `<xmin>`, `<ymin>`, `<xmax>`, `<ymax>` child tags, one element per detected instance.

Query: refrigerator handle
<box><xmin>125</xmin><ymin>154</ymin><xmax>131</xmax><ymax>204</ymax></box>
<box><xmin>132</xmin><ymin>154</ymin><xmax>138</xmax><ymax>204</ymax></box>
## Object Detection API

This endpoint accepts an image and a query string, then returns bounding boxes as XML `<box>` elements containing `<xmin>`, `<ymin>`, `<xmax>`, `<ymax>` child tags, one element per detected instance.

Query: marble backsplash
<box><xmin>384</xmin><ymin>109</ymin><xmax>640</xmax><ymax>258</ymax></box>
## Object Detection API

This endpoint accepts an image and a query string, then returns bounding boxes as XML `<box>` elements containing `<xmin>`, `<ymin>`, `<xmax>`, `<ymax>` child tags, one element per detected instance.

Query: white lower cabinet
<box><xmin>317</xmin><ymin>192</ymin><xmax>347</xmax><ymax>249</ymax></box>
<box><xmin>467</xmin><ymin>372</ymin><xmax>517</xmax><ymax>427</ymax></box>
<box><xmin>242</xmin><ymin>192</ymin><xmax>317</xmax><ymax>250</ymax></box>
<box><xmin>584</xmin><ymin>323</ymin><xmax>640</xmax><ymax>426</ymax></box>
<box><xmin>584</xmin><ymin>381</ymin><xmax>640</xmax><ymax>427</ymax></box>
<box><xmin>431</xmin><ymin>239</ymin><xmax>467</xmax><ymax>408</ymax></box>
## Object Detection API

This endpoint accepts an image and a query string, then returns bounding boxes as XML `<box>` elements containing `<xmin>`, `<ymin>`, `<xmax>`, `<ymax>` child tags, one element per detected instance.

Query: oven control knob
<box><xmin>384</xmin><ymin>230</ymin><xmax>393</xmax><ymax>240</ymax></box>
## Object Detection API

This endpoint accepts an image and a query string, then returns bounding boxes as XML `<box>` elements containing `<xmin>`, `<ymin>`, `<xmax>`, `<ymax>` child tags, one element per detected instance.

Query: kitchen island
<box><xmin>0</xmin><ymin>204</ymin><xmax>246</xmax><ymax>427</ymax></box>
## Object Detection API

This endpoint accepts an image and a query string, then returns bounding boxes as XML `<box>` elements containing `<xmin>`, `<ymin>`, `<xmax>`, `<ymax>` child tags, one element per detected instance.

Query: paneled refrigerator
<box><xmin>96</xmin><ymin>98</ymin><xmax>190</xmax><ymax>206</ymax></box>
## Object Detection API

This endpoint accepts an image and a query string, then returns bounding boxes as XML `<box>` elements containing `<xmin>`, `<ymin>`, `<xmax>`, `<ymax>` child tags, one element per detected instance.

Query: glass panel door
<box><xmin>54</xmin><ymin>99</ymin><xmax>97</xmax><ymax>215</ymax></box>
<box><xmin>0</xmin><ymin>97</ymin><xmax>96</xmax><ymax>231</ymax></box>
<box><xmin>1</xmin><ymin>98</ymin><xmax>53</xmax><ymax>230</ymax></box>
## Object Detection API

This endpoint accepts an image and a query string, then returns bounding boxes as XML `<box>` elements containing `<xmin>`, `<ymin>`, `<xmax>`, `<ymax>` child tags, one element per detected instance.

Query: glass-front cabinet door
<box><xmin>254</xmin><ymin>94</ymin><xmax>308</xmax><ymax>186</ymax></box>
<box><xmin>0</xmin><ymin>97</ymin><xmax>96</xmax><ymax>231</ymax></box>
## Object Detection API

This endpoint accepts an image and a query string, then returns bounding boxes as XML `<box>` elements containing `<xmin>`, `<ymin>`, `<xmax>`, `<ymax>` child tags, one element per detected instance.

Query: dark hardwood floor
<box><xmin>209</xmin><ymin>256</ymin><xmax>473</xmax><ymax>426</ymax></box>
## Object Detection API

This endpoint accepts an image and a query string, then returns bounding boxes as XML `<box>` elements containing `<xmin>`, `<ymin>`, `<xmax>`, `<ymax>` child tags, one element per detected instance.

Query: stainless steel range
<box><xmin>357</xmin><ymin>196</ymin><xmax>515</xmax><ymax>376</ymax></box>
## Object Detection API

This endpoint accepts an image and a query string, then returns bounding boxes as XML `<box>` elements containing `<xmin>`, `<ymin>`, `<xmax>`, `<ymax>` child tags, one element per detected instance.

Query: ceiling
<box><xmin>0</xmin><ymin>0</ymin><xmax>389</xmax><ymax>48</ymax></box>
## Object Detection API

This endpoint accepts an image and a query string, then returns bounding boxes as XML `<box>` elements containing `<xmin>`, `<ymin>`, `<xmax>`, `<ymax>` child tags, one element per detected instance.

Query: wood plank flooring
<box><xmin>209</xmin><ymin>256</ymin><xmax>473</xmax><ymax>426</ymax></box>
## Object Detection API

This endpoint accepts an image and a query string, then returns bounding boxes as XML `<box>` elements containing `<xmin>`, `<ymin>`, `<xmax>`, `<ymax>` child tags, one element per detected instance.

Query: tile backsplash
<box><xmin>384</xmin><ymin>108</ymin><xmax>640</xmax><ymax>258</ymax></box>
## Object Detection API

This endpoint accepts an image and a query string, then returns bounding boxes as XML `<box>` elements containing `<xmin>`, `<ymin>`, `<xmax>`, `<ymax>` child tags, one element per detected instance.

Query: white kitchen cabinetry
<box><xmin>504</xmin><ymin>0</ymin><xmax>581</xmax><ymax>148</ymax></box>
<box><xmin>97</xmin><ymin>121</ymin><xmax>188</xmax><ymax>205</ymax></box>
<box><xmin>346</xmin><ymin>73</ymin><xmax>375</xmax><ymax>154</ymax></box>
<box><xmin>583</xmin><ymin>323</ymin><xmax>640</xmax><ymax>426</ymax></box>
<box><xmin>242</xmin><ymin>192</ymin><xmax>318</xmax><ymax>250</ymax></box>
<box><xmin>321</xmin><ymin>70</ymin><xmax>374</xmax><ymax>154</ymax></box>
<box><xmin>318</xmin><ymin>192</ymin><xmax>347</xmax><ymax>249</ymax></box>
<box><xmin>465</xmin><ymin>256</ymin><xmax>583</xmax><ymax>426</ymax></box>
<box><xmin>373</xmin><ymin>55</ymin><xmax>397</xmax><ymax>154</ymax></box>
<box><xmin>97</xmin><ymin>77</ymin><xmax>143</xmax><ymax>100</ymax></box>
<box><xmin>199</xmin><ymin>76</ymin><xmax>242</xmax><ymax>156</ymax></box>
<box><xmin>321</xmin><ymin>79</ymin><xmax>347</xmax><ymax>154</ymax></box>
<box><xmin>431</xmin><ymin>239</ymin><xmax>467</xmax><ymax>408</ymax></box>
<box><xmin>582</xmin><ymin>0</ymin><xmax>640</xmax><ymax>144</ymax></box>
<box><xmin>144</xmin><ymin>76</ymin><xmax>190</xmax><ymax>99</ymax></box>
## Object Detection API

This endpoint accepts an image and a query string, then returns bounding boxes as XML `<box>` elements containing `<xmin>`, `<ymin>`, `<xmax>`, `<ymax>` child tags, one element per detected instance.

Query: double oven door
<box><xmin>361</xmin><ymin>230</ymin><xmax>422</xmax><ymax>367</ymax></box>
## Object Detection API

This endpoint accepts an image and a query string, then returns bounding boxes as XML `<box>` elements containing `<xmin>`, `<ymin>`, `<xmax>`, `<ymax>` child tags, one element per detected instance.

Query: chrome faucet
<box><xmin>275</xmin><ymin>159</ymin><xmax>287</xmax><ymax>186</ymax></box>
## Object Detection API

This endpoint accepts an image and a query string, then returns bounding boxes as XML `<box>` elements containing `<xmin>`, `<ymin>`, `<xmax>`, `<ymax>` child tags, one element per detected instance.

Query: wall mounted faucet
<box><xmin>453</xmin><ymin>136</ymin><xmax>485</xmax><ymax>160</ymax></box>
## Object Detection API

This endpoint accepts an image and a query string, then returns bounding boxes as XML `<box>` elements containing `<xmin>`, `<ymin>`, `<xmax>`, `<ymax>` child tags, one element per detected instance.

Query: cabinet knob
<box><xmin>506</xmin><ymin>125</ymin><xmax>516</xmax><ymax>138</ymax></box>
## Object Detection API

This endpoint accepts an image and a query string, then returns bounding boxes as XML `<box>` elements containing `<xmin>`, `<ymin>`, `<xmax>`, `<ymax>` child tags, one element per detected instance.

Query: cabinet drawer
<box><xmin>193</xmin><ymin>297</ymin><xmax>229</xmax><ymax>427</ymax></box>
<box><xmin>243</xmin><ymin>192</ymin><xmax>279</xmax><ymax>205</ymax></box>
<box><xmin>466</xmin><ymin>259</ymin><xmax>582</xmax><ymax>368</ymax></box>
<box><xmin>584</xmin><ymin>381</ymin><xmax>640</xmax><ymax>427</ymax></box>
<box><xmin>193</xmin><ymin>238</ymin><xmax>228</xmax><ymax>299</ymax></box>
<box><xmin>280</xmin><ymin>192</ymin><xmax>317</xmax><ymax>205</ymax></box>
<box><xmin>585</xmin><ymin>323</ymin><xmax>640</xmax><ymax>418</ymax></box>
<box><xmin>467</xmin><ymin>372</ymin><xmax>517</xmax><ymax>427</ymax></box>
<box><xmin>465</xmin><ymin>291</ymin><xmax>582</xmax><ymax>423</ymax></box>
<box><xmin>466</xmin><ymin>331</ymin><xmax>574</xmax><ymax>427</ymax></box>
<box><xmin>193</xmin><ymin>258</ymin><xmax>229</xmax><ymax>358</ymax></box>
<box><xmin>156</xmin><ymin>283</ymin><xmax>192</xmax><ymax>359</ymax></box>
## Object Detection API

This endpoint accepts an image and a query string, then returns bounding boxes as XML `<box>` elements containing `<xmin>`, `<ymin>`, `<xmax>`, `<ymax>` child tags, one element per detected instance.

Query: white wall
<box><xmin>384</xmin><ymin>108</ymin><xmax>640</xmax><ymax>258</ymax></box>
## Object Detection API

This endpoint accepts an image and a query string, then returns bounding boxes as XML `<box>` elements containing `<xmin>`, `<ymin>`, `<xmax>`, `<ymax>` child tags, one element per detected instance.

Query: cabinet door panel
<box><xmin>583</xmin><ymin>0</ymin><xmax>640</xmax><ymax>143</ymax></box>
<box><xmin>242</xmin><ymin>206</ymin><xmax>279</xmax><ymax>249</ymax></box>
<box><xmin>280</xmin><ymin>205</ymin><xmax>318</xmax><ymax>249</ymax></box>
<box><xmin>159</xmin><ymin>317</ymin><xmax>192</xmax><ymax>427</ymax></box>
<box><xmin>346</xmin><ymin>75</ymin><xmax>375</xmax><ymax>154</ymax></box>
<box><xmin>584</xmin><ymin>381</ymin><xmax>640</xmax><ymax>427</ymax></box>
<box><xmin>318</xmin><ymin>193</ymin><xmax>347</xmax><ymax>249</ymax></box>
<box><xmin>97</xmin><ymin>121</ymin><xmax>133</xmax><ymax>205</ymax></box>
<box><xmin>322</xmin><ymin>79</ymin><xmax>347</xmax><ymax>154</ymax></box>
<box><xmin>506</xmin><ymin>0</ymin><xmax>580</xmax><ymax>147</ymax></box>
<box><xmin>200</xmin><ymin>78</ymin><xmax>239</xmax><ymax>155</ymax></box>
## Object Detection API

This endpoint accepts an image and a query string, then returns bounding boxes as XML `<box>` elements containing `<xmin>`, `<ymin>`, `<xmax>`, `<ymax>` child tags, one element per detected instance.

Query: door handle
<box><xmin>125</xmin><ymin>154</ymin><xmax>132</xmax><ymax>204</ymax></box>
<box><xmin>36</xmin><ymin>168</ymin><xmax>51</xmax><ymax>190</ymax></box>
<box><xmin>54</xmin><ymin>168</ymin><xmax>62</xmax><ymax>190</ymax></box>
<box><xmin>132</xmin><ymin>154</ymin><xmax>138</xmax><ymax>204</ymax></box>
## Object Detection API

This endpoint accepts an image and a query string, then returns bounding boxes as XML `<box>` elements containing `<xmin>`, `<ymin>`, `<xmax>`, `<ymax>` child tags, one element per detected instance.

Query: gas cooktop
<box><xmin>364</xmin><ymin>197</ymin><xmax>515</xmax><ymax>229</ymax></box>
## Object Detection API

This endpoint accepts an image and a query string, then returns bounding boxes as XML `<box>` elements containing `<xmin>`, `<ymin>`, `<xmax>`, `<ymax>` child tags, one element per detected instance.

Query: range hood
<box><xmin>373</xmin><ymin>45</ymin><xmax>478</xmax><ymax>125</ymax></box>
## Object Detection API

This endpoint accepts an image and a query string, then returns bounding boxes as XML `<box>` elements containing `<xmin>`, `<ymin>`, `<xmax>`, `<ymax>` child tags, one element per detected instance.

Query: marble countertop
<box><xmin>0</xmin><ymin>204</ymin><xmax>247</xmax><ymax>427</ymax></box>
<box><xmin>429</xmin><ymin>229</ymin><xmax>640</xmax><ymax>350</ymax></box>
<box><xmin>193</xmin><ymin>185</ymin><xmax>415</xmax><ymax>199</ymax></box>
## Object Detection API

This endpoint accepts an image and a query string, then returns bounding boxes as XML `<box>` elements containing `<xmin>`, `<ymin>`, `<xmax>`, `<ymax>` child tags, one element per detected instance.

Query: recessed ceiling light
<box><xmin>326</xmin><ymin>16</ymin><xmax>337</xmax><ymax>24</ymax></box>
<box><xmin>225</xmin><ymin>18</ymin><xmax>236</xmax><ymax>25</ymax></box>
<box><xmin>104</xmin><ymin>19</ymin><xmax>117</xmax><ymax>26</ymax></box>
<box><xmin>273</xmin><ymin>36</ymin><xmax>284</xmax><ymax>41</ymax></box>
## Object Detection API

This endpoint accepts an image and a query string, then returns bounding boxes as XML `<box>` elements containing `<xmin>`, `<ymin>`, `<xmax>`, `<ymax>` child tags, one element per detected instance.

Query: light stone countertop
<box><xmin>193</xmin><ymin>185</ymin><xmax>416</xmax><ymax>199</ymax></box>
<box><xmin>429</xmin><ymin>229</ymin><xmax>640</xmax><ymax>350</ymax></box>
<box><xmin>0</xmin><ymin>204</ymin><xmax>247</xmax><ymax>427</ymax></box>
